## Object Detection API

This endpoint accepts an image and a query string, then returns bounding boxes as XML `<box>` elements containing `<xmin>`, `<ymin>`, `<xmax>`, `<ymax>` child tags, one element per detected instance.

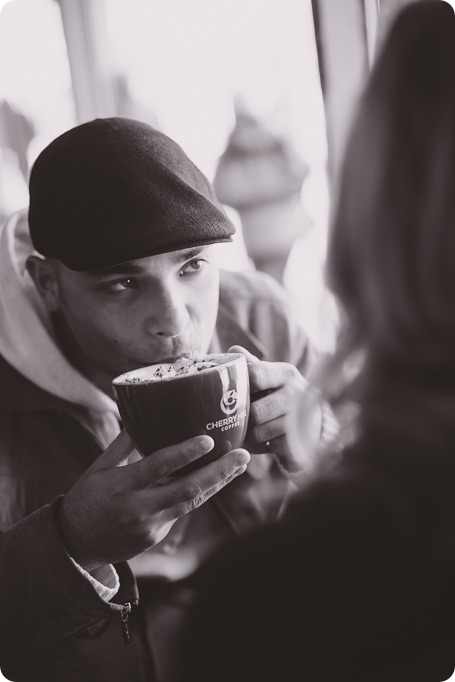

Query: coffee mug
<box><xmin>112</xmin><ymin>352</ymin><xmax>250</xmax><ymax>475</ymax></box>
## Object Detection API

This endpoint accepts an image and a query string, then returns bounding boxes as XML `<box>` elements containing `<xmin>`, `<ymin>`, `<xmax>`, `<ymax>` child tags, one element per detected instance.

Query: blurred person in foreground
<box><xmin>179</xmin><ymin>3</ymin><xmax>455</xmax><ymax>681</ymax></box>
<box><xmin>0</xmin><ymin>117</ymin><xmax>336</xmax><ymax>682</ymax></box>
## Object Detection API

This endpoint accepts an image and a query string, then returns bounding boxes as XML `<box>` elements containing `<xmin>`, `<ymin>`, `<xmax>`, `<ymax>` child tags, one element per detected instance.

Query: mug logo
<box><xmin>220</xmin><ymin>389</ymin><xmax>238</xmax><ymax>415</ymax></box>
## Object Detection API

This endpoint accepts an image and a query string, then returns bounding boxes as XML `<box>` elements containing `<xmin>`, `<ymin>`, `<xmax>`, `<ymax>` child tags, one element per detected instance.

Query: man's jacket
<box><xmin>0</xmin><ymin>268</ymin><xmax>312</xmax><ymax>682</ymax></box>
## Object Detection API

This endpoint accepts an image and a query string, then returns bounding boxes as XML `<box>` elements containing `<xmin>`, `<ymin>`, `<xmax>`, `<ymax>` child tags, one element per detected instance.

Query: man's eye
<box><xmin>180</xmin><ymin>259</ymin><xmax>206</xmax><ymax>276</ymax></box>
<box><xmin>107</xmin><ymin>278</ymin><xmax>138</xmax><ymax>292</ymax></box>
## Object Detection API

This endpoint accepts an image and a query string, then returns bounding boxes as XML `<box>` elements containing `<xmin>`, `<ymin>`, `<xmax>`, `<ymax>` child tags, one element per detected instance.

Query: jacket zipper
<box><xmin>120</xmin><ymin>599</ymin><xmax>139</xmax><ymax>646</ymax></box>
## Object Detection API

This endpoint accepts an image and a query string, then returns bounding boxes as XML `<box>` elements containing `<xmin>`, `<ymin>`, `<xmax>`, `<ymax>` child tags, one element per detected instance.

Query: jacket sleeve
<box><xmin>240</xmin><ymin>273</ymin><xmax>339</xmax><ymax>470</ymax></box>
<box><xmin>0</xmin><ymin>497</ymin><xmax>122</xmax><ymax>668</ymax></box>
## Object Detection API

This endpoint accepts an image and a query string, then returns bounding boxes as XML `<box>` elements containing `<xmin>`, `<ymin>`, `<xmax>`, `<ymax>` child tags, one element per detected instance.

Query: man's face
<box><xmin>49</xmin><ymin>246</ymin><xmax>220</xmax><ymax>394</ymax></box>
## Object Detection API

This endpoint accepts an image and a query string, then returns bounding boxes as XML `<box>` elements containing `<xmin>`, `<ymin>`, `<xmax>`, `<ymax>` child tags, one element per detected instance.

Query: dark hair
<box><xmin>324</xmin><ymin>1</ymin><xmax>455</xmax><ymax>408</ymax></box>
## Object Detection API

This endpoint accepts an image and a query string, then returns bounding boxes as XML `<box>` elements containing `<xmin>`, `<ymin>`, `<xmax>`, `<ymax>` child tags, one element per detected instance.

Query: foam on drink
<box><xmin>119</xmin><ymin>356</ymin><xmax>219</xmax><ymax>384</ymax></box>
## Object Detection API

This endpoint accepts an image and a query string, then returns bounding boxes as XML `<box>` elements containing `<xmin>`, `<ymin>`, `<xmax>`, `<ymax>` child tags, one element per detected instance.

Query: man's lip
<box><xmin>136</xmin><ymin>352</ymin><xmax>194</xmax><ymax>367</ymax></box>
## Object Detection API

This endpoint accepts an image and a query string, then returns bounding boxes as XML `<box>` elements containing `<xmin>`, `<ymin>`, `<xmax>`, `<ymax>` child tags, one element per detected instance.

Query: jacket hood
<box><xmin>0</xmin><ymin>210</ymin><xmax>120</xmax><ymax>447</ymax></box>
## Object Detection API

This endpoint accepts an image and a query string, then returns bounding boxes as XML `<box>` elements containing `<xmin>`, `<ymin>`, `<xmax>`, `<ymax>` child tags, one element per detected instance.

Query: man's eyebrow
<box><xmin>170</xmin><ymin>246</ymin><xmax>208</xmax><ymax>263</ymax></box>
<box><xmin>84</xmin><ymin>247</ymin><xmax>209</xmax><ymax>278</ymax></box>
<box><xmin>84</xmin><ymin>262</ymin><xmax>146</xmax><ymax>278</ymax></box>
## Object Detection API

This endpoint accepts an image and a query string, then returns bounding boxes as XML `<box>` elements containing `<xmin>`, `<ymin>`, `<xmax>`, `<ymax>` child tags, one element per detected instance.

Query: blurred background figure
<box><xmin>214</xmin><ymin>100</ymin><xmax>339</xmax><ymax>353</ymax></box>
<box><xmin>0</xmin><ymin>99</ymin><xmax>34</xmax><ymax>225</ymax></box>
<box><xmin>179</xmin><ymin>3</ymin><xmax>455</xmax><ymax>681</ymax></box>
<box><xmin>214</xmin><ymin>98</ymin><xmax>310</xmax><ymax>285</ymax></box>
<box><xmin>0</xmin><ymin>99</ymin><xmax>35</xmax><ymax>180</ymax></box>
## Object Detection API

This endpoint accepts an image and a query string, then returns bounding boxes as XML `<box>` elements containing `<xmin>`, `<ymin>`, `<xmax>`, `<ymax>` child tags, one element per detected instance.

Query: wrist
<box><xmin>56</xmin><ymin>497</ymin><xmax>103</xmax><ymax>573</ymax></box>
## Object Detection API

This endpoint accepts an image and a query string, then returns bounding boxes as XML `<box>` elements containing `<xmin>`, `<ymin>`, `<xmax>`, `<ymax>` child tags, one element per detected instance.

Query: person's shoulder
<box><xmin>217</xmin><ymin>268</ymin><xmax>311</xmax><ymax>367</ymax></box>
<box><xmin>219</xmin><ymin>268</ymin><xmax>294</xmax><ymax>309</ymax></box>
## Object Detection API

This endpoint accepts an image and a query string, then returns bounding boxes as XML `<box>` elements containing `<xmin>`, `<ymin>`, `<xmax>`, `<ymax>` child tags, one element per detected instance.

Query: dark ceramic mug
<box><xmin>112</xmin><ymin>352</ymin><xmax>250</xmax><ymax>475</ymax></box>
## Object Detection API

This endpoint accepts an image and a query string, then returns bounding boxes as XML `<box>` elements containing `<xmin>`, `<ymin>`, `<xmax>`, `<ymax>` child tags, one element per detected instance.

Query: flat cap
<box><xmin>29</xmin><ymin>117</ymin><xmax>234</xmax><ymax>271</ymax></box>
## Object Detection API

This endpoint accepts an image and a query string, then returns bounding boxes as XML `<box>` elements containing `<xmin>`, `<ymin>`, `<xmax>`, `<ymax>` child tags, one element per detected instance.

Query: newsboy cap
<box><xmin>28</xmin><ymin>117</ymin><xmax>235</xmax><ymax>271</ymax></box>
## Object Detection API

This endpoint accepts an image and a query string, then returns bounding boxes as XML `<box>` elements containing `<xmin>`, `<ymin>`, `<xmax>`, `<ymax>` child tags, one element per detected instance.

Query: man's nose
<box><xmin>146</xmin><ymin>286</ymin><xmax>190</xmax><ymax>338</ymax></box>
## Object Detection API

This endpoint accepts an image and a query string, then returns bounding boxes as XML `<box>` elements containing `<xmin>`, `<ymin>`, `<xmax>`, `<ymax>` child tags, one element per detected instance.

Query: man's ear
<box><xmin>26</xmin><ymin>255</ymin><xmax>61</xmax><ymax>312</ymax></box>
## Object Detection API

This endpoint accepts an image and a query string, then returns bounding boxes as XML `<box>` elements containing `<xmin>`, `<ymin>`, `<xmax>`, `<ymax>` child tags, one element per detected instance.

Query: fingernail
<box><xmin>195</xmin><ymin>436</ymin><xmax>213</xmax><ymax>453</ymax></box>
<box><xmin>235</xmin><ymin>451</ymin><xmax>250</xmax><ymax>467</ymax></box>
